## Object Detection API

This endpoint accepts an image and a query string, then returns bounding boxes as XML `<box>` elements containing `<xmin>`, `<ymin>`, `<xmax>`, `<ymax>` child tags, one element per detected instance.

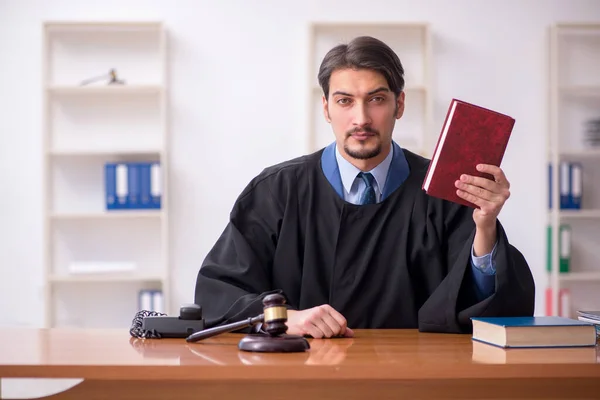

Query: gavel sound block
<box><xmin>186</xmin><ymin>293</ymin><xmax>310</xmax><ymax>353</ymax></box>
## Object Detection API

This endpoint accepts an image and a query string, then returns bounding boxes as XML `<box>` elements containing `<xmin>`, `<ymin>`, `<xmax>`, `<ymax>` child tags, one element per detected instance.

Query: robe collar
<box><xmin>321</xmin><ymin>140</ymin><xmax>410</xmax><ymax>202</ymax></box>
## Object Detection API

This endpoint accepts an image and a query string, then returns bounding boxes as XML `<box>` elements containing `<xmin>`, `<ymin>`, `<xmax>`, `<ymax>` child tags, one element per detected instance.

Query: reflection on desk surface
<box><xmin>0</xmin><ymin>328</ymin><xmax>598</xmax><ymax>369</ymax></box>
<box><xmin>472</xmin><ymin>340</ymin><xmax>599</xmax><ymax>364</ymax></box>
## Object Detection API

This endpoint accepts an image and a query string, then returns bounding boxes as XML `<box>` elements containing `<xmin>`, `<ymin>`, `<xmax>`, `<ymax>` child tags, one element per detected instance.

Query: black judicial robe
<box><xmin>194</xmin><ymin>142</ymin><xmax>535</xmax><ymax>334</ymax></box>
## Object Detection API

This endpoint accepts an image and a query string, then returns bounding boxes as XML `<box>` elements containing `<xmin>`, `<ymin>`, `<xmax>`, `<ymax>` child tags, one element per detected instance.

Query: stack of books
<box><xmin>577</xmin><ymin>311</ymin><xmax>600</xmax><ymax>337</ymax></box>
<box><xmin>584</xmin><ymin>118</ymin><xmax>600</xmax><ymax>147</ymax></box>
<box><xmin>471</xmin><ymin>316</ymin><xmax>598</xmax><ymax>348</ymax></box>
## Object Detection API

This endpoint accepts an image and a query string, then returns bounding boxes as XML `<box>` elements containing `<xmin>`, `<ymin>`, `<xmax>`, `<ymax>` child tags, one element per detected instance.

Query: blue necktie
<box><xmin>358</xmin><ymin>172</ymin><xmax>376</xmax><ymax>205</ymax></box>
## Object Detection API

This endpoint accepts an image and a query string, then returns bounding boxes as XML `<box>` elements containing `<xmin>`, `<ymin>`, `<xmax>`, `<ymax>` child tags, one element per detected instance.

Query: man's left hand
<box><xmin>455</xmin><ymin>163</ymin><xmax>511</xmax><ymax>229</ymax></box>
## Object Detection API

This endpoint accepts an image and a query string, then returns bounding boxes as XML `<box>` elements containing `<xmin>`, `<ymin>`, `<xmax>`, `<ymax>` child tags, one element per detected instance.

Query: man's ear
<box><xmin>322</xmin><ymin>95</ymin><xmax>331</xmax><ymax>123</ymax></box>
<box><xmin>395</xmin><ymin>91</ymin><xmax>405</xmax><ymax>119</ymax></box>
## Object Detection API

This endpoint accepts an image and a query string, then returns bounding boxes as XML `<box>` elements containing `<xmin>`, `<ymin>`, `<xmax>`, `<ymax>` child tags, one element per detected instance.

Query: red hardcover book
<box><xmin>422</xmin><ymin>98</ymin><xmax>515</xmax><ymax>208</ymax></box>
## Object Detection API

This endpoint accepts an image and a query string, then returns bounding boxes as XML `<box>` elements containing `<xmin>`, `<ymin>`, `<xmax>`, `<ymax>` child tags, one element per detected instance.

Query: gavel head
<box><xmin>262</xmin><ymin>293</ymin><xmax>289</xmax><ymax>337</ymax></box>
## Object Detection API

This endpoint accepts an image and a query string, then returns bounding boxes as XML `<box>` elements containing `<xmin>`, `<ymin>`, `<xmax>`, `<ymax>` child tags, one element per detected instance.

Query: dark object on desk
<box><xmin>186</xmin><ymin>293</ymin><xmax>309</xmax><ymax>353</ymax></box>
<box><xmin>131</xmin><ymin>304</ymin><xmax>205</xmax><ymax>339</ymax></box>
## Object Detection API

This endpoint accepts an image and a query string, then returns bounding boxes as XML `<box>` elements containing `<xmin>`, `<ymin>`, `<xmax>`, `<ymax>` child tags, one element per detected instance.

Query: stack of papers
<box><xmin>577</xmin><ymin>311</ymin><xmax>600</xmax><ymax>337</ymax></box>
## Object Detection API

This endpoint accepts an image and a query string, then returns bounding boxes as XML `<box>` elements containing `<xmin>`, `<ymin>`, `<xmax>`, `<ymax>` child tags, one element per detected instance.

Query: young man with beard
<box><xmin>194</xmin><ymin>36</ymin><xmax>535</xmax><ymax>338</ymax></box>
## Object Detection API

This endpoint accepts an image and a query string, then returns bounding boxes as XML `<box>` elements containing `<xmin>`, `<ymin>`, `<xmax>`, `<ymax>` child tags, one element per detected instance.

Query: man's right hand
<box><xmin>286</xmin><ymin>305</ymin><xmax>354</xmax><ymax>338</ymax></box>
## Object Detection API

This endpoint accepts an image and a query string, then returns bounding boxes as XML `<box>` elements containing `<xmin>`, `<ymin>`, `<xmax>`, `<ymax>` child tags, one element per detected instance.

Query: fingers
<box><xmin>322</xmin><ymin>305</ymin><xmax>354</xmax><ymax>337</ymax></box>
<box><xmin>304</xmin><ymin>320</ymin><xmax>328</xmax><ymax>339</ymax></box>
<box><xmin>291</xmin><ymin>305</ymin><xmax>351</xmax><ymax>339</ymax></box>
<box><xmin>455</xmin><ymin>180</ymin><xmax>495</xmax><ymax>202</ymax></box>
<box><xmin>455</xmin><ymin>165</ymin><xmax>511</xmax><ymax>209</ymax></box>
<box><xmin>325</xmin><ymin>305</ymin><xmax>348</xmax><ymax>331</ymax></box>
<box><xmin>313</xmin><ymin>305</ymin><xmax>347</xmax><ymax>338</ymax></box>
<box><xmin>476</xmin><ymin>164</ymin><xmax>510</xmax><ymax>189</ymax></box>
<box><xmin>456</xmin><ymin>188</ymin><xmax>488</xmax><ymax>210</ymax></box>
<box><xmin>311</xmin><ymin>318</ymin><xmax>335</xmax><ymax>338</ymax></box>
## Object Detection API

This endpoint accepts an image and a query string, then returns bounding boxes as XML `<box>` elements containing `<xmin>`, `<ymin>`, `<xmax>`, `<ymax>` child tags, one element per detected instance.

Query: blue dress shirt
<box><xmin>322</xmin><ymin>141</ymin><xmax>496</xmax><ymax>301</ymax></box>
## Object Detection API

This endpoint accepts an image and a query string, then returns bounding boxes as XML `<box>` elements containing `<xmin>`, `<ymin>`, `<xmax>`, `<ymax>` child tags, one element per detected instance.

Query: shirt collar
<box><xmin>334</xmin><ymin>143</ymin><xmax>394</xmax><ymax>196</ymax></box>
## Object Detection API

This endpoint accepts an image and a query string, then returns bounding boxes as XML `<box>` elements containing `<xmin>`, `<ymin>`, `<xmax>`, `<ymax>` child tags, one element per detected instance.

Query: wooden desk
<box><xmin>0</xmin><ymin>328</ymin><xmax>598</xmax><ymax>399</ymax></box>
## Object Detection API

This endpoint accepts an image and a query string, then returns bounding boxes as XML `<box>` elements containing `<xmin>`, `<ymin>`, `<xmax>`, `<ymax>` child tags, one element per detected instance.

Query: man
<box><xmin>194</xmin><ymin>36</ymin><xmax>535</xmax><ymax>338</ymax></box>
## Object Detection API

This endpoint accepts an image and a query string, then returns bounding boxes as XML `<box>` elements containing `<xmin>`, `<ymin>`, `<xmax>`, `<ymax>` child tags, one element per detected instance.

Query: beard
<box><xmin>344</xmin><ymin>126</ymin><xmax>382</xmax><ymax>160</ymax></box>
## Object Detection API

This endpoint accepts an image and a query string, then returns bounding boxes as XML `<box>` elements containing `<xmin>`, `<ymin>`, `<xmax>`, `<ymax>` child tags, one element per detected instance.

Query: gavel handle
<box><xmin>186</xmin><ymin>314</ymin><xmax>265</xmax><ymax>343</ymax></box>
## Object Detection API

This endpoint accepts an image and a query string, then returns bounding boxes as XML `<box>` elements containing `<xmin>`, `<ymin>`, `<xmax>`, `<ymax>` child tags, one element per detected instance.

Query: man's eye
<box><xmin>371</xmin><ymin>96</ymin><xmax>384</xmax><ymax>102</ymax></box>
<box><xmin>336</xmin><ymin>98</ymin><xmax>351</xmax><ymax>105</ymax></box>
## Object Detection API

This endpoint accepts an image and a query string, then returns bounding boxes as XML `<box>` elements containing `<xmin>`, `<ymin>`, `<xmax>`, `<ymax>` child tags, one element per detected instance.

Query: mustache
<box><xmin>346</xmin><ymin>126</ymin><xmax>380</xmax><ymax>136</ymax></box>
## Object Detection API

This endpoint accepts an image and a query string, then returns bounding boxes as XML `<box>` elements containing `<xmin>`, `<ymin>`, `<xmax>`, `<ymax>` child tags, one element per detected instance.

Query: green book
<box><xmin>546</xmin><ymin>224</ymin><xmax>571</xmax><ymax>273</ymax></box>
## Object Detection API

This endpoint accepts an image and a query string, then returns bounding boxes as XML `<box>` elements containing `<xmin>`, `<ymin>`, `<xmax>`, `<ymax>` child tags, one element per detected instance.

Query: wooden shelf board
<box><xmin>48</xmin><ymin>148</ymin><xmax>163</xmax><ymax>157</ymax></box>
<box><xmin>50</xmin><ymin>211</ymin><xmax>163</xmax><ymax>220</ymax></box>
<box><xmin>48</xmin><ymin>274</ymin><xmax>165</xmax><ymax>283</ymax></box>
<box><xmin>45</xmin><ymin>21</ymin><xmax>163</xmax><ymax>33</ymax></box>
<box><xmin>553</xmin><ymin>149</ymin><xmax>600</xmax><ymax>158</ymax></box>
<box><xmin>311</xmin><ymin>21</ymin><xmax>429</xmax><ymax>30</ymax></box>
<box><xmin>557</xmin><ymin>272</ymin><xmax>600</xmax><ymax>282</ymax></box>
<box><xmin>556</xmin><ymin>210</ymin><xmax>600</xmax><ymax>218</ymax></box>
<box><xmin>47</xmin><ymin>85</ymin><xmax>163</xmax><ymax>95</ymax></box>
<box><xmin>559</xmin><ymin>85</ymin><xmax>600</xmax><ymax>97</ymax></box>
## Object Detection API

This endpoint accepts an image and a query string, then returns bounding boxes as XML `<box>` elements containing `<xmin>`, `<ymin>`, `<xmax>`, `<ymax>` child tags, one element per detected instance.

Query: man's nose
<box><xmin>353</xmin><ymin>103</ymin><xmax>372</xmax><ymax>126</ymax></box>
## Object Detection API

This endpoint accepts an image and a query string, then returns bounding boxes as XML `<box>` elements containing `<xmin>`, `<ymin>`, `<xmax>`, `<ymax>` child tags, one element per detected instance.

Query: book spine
<box><xmin>115</xmin><ymin>163</ymin><xmax>129</xmax><ymax>209</ymax></box>
<box><xmin>105</xmin><ymin>163</ymin><xmax>117</xmax><ymax>210</ymax></box>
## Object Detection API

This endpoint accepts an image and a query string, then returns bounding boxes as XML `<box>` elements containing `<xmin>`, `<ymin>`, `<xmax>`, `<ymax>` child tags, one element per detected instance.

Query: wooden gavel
<box><xmin>186</xmin><ymin>293</ymin><xmax>310</xmax><ymax>353</ymax></box>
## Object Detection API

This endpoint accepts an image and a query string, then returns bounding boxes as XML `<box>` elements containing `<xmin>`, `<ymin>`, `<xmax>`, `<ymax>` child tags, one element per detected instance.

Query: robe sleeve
<box><xmin>417</xmin><ymin>200</ymin><xmax>536</xmax><ymax>334</ymax></box>
<box><xmin>193</xmin><ymin>176</ymin><xmax>284</xmax><ymax>329</ymax></box>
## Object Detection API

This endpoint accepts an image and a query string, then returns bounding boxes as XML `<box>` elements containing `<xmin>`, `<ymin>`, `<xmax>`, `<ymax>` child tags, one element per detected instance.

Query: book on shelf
<box><xmin>548</xmin><ymin>161</ymin><xmax>582</xmax><ymax>210</ymax></box>
<box><xmin>546</xmin><ymin>224</ymin><xmax>571</xmax><ymax>273</ymax></box>
<box><xmin>422</xmin><ymin>98</ymin><xmax>515</xmax><ymax>208</ymax></box>
<box><xmin>105</xmin><ymin>161</ymin><xmax>162</xmax><ymax>210</ymax></box>
<box><xmin>545</xmin><ymin>287</ymin><xmax>571</xmax><ymax>317</ymax></box>
<box><xmin>471</xmin><ymin>316</ymin><xmax>597</xmax><ymax>348</ymax></box>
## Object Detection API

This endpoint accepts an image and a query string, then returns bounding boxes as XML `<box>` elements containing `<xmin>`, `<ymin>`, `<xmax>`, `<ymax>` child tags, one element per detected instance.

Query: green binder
<box><xmin>546</xmin><ymin>224</ymin><xmax>571</xmax><ymax>273</ymax></box>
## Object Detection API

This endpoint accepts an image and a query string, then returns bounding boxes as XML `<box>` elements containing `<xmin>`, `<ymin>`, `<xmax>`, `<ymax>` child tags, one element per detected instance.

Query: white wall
<box><xmin>1</xmin><ymin>0</ymin><xmax>599</xmax><ymax>326</ymax></box>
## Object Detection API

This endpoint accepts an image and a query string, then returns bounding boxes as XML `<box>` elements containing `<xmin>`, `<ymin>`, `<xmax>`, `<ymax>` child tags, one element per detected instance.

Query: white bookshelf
<box><xmin>548</xmin><ymin>22</ymin><xmax>600</xmax><ymax>318</ymax></box>
<box><xmin>306</xmin><ymin>22</ymin><xmax>433</xmax><ymax>156</ymax></box>
<box><xmin>42</xmin><ymin>21</ymin><xmax>170</xmax><ymax>328</ymax></box>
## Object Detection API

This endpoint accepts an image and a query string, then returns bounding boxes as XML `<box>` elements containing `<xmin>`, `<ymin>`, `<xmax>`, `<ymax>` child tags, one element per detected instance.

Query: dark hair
<box><xmin>317</xmin><ymin>36</ymin><xmax>405</xmax><ymax>99</ymax></box>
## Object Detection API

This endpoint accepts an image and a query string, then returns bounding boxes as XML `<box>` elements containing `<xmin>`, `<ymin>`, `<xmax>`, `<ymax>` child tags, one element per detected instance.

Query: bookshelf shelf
<box><xmin>558</xmin><ymin>272</ymin><xmax>600</xmax><ymax>282</ymax></box>
<box><xmin>42</xmin><ymin>20</ymin><xmax>170</xmax><ymax>329</ymax></box>
<box><xmin>555</xmin><ymin>149</ymin><xmax>600</xmax><ymax>159</ymax></box>
<box><xmin>559</xmin><ymin>85</ymin><xmax>600</xmax><ymax>98</ymax></box>
<box><xmin>47</xmin><ymin>85</ymin><xmax>164</xmax><ymax>95</ymax></box>
<box><xmin>306</xmin><ymin>22</ymin><xmax>432</xmax><ymax>156</ymax></box>
<box><xmin>548</xmin><ymin>22</ymin><xmax>600</xmax><ymax>319</ymax></box>
<box><xmin>49</xmin><ymin>148</ymin><xmax>163</xmax><ymax>157</ymax></box>
<box><xmin>48</xmin><ymin>273</ymin><xmax>165</xmax><ymax>283</ymax></box>
<box><xmin>50</xmin><ymin>211</ymin><xmax>163</xmax><ymax>220</ymax></box>
<box><xmin>557</xmin><ymin>209</ymin><xmax>600</xmax><ymax>219</ymax></box>
<box><xmin>44</xmin><ymin>21</ymin><xmax>164</xmax><ymax>32</ymax></box>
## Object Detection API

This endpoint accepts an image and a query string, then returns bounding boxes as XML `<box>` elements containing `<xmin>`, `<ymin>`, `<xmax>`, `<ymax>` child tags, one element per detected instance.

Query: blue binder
<box><xmin>559</xmin><ymin>161</ymin><xmax>570</xmax><ymax>209</ymax></box>
<box><xmin>128</xmin><ymin>163</ymin><xmax>141</xmax><ymax>209</ymax></box>
<box><xmin>569</xmin><ymin>162</ymin><xmax>582</xmax><ymax>209</ymax></box>
<box><xmin>105</xmin><ymin>163</ymin><xmax>118</xmax><ymax>210</ymax></box>
<box><xmin>105</xmin><ymin>161</ymin><xmax>161</xmax><ymax>210</ymax></box>
<box><xmin>105</xmin><ymin>163</ymin><xmax>129</xmax><ymax>210</ymax></box>
<box><xmin>150</xmin><ymin>162</ymin><xmax>161</xmax><ymax>209</ymax></box>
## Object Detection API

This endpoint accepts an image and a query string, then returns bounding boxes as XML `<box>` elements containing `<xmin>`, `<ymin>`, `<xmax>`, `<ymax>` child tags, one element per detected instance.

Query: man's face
<box><xmin>323</xmin><ymin>68</ymin><xmax>404</xmax><ymax>160</ymax></box>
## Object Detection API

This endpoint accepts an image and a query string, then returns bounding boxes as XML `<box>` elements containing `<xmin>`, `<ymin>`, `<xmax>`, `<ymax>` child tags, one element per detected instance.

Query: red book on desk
<box><xmin>422</xmin><ymin>98</ymin><xmax>515</xmax><ymax>208</ymax></box>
